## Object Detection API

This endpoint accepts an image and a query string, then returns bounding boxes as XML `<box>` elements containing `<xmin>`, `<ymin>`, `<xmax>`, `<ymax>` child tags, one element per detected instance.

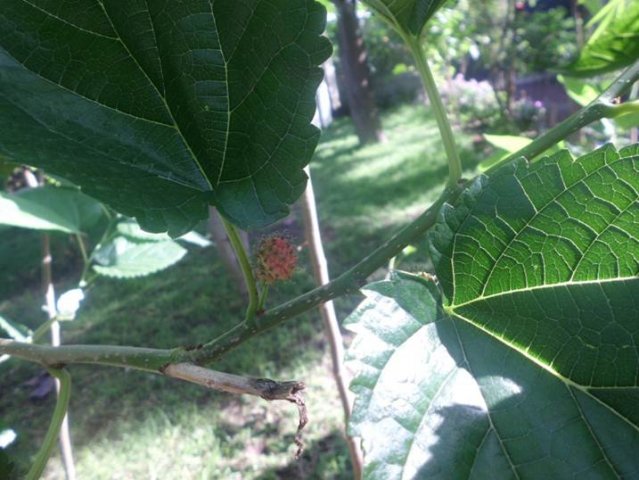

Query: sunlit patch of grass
<box><xmin>311</xmin><ymin>104</ymin><xmax>480</xmax><ymax>276</ymax></box>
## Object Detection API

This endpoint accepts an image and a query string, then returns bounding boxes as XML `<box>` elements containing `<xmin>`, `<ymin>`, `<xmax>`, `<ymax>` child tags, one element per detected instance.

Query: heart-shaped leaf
<box><xmin>0</xmin><ymin>0</ymin><xmax>331</xmax><ymax>235</ymax></box>
<box><xmin>347</xmin><ymin>144</ymin><xmax>639</xmax><ymax>478</ymax></box>
<box><xmin>565</xmin><ymin>0</ymin><xmax>639</xmax><ymax>77</ymax></box>
<box><xmin>363</xmin><ymin>0</ymin><xmax>448</xmax><ymax>37</ymax></box>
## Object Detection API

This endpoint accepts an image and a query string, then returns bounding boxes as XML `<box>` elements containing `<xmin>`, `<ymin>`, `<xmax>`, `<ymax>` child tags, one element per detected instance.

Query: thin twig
<box><xmin>488</xmin><ymin>59</ymin><xmax>639</xmax><ymax>172</ymax></box>
<box><xmin>300</xmin><ymin>166</ymin><xmax>363</xmax><ymax>477</ymax></box>
<box><xmin>0</xmin><ymin>184</ymin><xmax>461</xmax><ymax>370</ymax></box>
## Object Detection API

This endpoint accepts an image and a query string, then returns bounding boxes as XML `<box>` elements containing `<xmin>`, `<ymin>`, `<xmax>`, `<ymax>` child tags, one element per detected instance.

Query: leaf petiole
<box><xmin>220</xmin><ymin>217</ymin><xmax>259</xmax><ymax>323</ymax></box>
<box><xmin>406</xmin><ymin>35</ymin><xmax>462</xmax><ymax>186</ymax></box>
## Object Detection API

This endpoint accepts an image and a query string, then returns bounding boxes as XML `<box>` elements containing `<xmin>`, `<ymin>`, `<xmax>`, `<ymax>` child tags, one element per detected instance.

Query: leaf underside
<box><xmin>565</xmin><ymin>1</ymin><xmax>639</xmax><ymax>77</ymax></box>
<box><xmin>363</xmin><ymin>0</ymin><xmax>448</xmax><ymax>37</ymax></box>
<box><xmin>92</xmin><ymin>236</ymin><xmax>187</xmax><ymax>279</ymax></box>
<box><xmin>347</xmin><ymin>145</ymin><xmax>639</xmax><ymax>479</ymax></box>
<box><xmin>0</xmin><ymin>0</ymin><xmax>331</xmax><ymax>235</ymax></box>
<box><xmin>0</xmin><ymin>186</ymin><xmax>104</xmax><ymax>233</ymax></box>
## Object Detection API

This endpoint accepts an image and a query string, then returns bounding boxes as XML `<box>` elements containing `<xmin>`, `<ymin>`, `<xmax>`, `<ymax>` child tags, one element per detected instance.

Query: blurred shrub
<box><xmin>510</xmin><ymin>97</ymin><xmax>547</xmax><ymax>132</ymax></box>
<box><xmin>440</xmin><ymin>74</ymin><xmax>502</xmax><ymax>131</ymax></box>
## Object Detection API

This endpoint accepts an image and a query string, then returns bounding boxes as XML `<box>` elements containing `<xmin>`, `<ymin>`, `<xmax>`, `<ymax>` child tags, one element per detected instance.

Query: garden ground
<box><xmin>0</xmin><ymin>105</ymin><xmax>481</xmax><ymax>479</ymax></box>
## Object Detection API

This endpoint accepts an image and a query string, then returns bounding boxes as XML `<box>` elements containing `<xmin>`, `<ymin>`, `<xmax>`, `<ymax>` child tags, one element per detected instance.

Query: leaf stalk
<box><xmin>406</xmin><ymin>36</ymin><xmax>462</xmax><ymax>186</ymax></box>
<box><xmin>220</xmin><ymin>217</ymin><xmax>259</xmax><ymax>323</ymax></box>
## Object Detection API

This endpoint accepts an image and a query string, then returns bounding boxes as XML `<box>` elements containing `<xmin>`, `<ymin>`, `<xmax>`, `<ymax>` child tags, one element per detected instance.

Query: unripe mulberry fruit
<box><xmin>255</xmin><ymin>235</ymin><xmax>298</xmax><ymax>283</ymax></box>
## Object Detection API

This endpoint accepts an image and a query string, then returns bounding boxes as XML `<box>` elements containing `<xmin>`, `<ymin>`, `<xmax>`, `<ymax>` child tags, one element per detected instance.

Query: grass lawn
<box><xmin>0</xmin><ymin>104</ymin><xmax>481</xmax><ymax>479</ymax></box>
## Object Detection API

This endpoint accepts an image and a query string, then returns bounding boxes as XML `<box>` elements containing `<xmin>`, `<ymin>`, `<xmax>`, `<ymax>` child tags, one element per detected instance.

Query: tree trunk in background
<box><xmin>333</xmin><ymin>0</ymin><xmax>385</xmax><ymax>145</ymax></box>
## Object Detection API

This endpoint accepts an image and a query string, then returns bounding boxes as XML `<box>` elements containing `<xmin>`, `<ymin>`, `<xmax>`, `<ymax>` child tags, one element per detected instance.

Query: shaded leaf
<box><xmin>347</xmin><ymin>274</ymin><xmax>639</xmax><ymax>479</ymax></box>
<box><xmin>0</xmin><ymin>0</ymin><xmax>332</xmax><ymax>235</ymax></box>
<box><xmin>116</xmin><ymin>220</ymin><xmax>171</xmax><ymax>243</ymax></box>
<box><xmin>93</xmin><ymin>236</ymin><xmax>187</xmax><ymax>279</ymax></box>
<box><xmin>0</xmin><ymin>186</ymin><xmax>103</xmax><ymax>233</ymax></box>
<box><xmin>565</xmin><ymin>0</ymin><xmax>639</xmax><ymax>77</ymax></box>
<box><xmin>116</xmin><ymin>219</ymin><xmax>211</xmax><ymax>246</ymax></box>
<box><xmin>363</xmin><ymin>0</ymin><xmax>448</xmax><ymax>37</ymax></box>
<box><xmin>0</xmin><ymin>156</ymin><xmax>17</xmax><ymax>179</ymax></box>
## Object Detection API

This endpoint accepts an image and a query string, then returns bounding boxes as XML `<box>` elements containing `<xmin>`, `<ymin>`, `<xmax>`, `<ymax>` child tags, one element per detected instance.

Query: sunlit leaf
<box><xmin>0</xmin><ymin>187</ymin><xmax>103</xmax><ymax>233</ymax></box>
<box><xmin>557</xmin><ymin>74</ymin><xmax>604</xmax><ymax>107</ymax></box>
<box><xmin>348</xmin><ymin>144</ymin><xmax>639</xmax><ymax>478</ymax></box>
<box><xmin>565</xmin><ymin>0</ymin><xmax>639</xmax><ymax>77</ymax></box>
<box><xmin>93</xmin><ymin>236</ymin><xmax>187</xmax><ymax>279</ymax></box>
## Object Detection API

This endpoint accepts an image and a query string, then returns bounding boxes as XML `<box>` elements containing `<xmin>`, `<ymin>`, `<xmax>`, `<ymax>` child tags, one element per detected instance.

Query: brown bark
<box><xmin>333</xmin><ymin>0</ymin><xmax>385</xmax><ymax>145</ymax></box>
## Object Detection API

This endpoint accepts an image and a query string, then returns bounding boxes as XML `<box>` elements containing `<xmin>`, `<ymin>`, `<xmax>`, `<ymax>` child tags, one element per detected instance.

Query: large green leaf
<box><xmin>347</xmin><ymin>144</ymin><xmax>639</xmax><ymax>478</ymax></box>
<box><xmin>363</xmin><ymin>0</ymin><xmax>448</xmax><ymax>37</ymax></box>
<box><xmin>347</xmin><ymin>274</ymin><xmax>639</xmax><ymax>479</ymax></box>
<box><xmin>565</xmin><ymin>0</ymin><xmax>639</xmax><ymax>77</ymax></box>
<box><xmin>0</xmin><ymin>186</ymin><xmax>103</xmax><ymax>233</ymax></box>
<box><xmin>0</xmin><ymin>1</ymin><xmax>331</xmax><ymax>236</ymax></box>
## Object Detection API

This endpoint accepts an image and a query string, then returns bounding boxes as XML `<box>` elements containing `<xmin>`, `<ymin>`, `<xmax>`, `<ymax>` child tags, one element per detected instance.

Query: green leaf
<box><xmin>116</xmin><ymin>219</ymin><xmax>211</xmax><ymax>247</ymax></box>
<box><xmin>556</xmin><ymin>75</ymin><xmax>604</xmax><ymax>107</ymax></box>
<box><xmin>480</xmin><ymin>135</ymin><xmax>532</xmax><ymax>171</ymax></box>
<box><xmin>363</xmin><ymin>0</ymin><xmax>448</xmax><ymax>37</ymax></box>
<box><xmin>348</xmin><ymin>144</ymin><xmax>639</xmax><ymax>478</ymax></box>
<box><xmin>614</xmin><ymin>111</ymin><xmax>639</xmax><ymax>129</ymax></box>
<box><xmin>347</xmin><ymin>273</ymin><xmax>639</xmax><ymax>479</ymax></box>
<box><xmin>565</xmin><ymin>0</ymin><xmax>639</xmax><ymax>77</ymax></box>
<box><xmin>92</xmin><ymin>236</ymin><xmax>187</xmax><ymax>279</ymax></box>
<box><xmin>0</xmin><ymin>314</ymin><xmax>30</xmax><ymax>342</ymax></box>
<box><xmin>0</xmin><ymin>187</ymin><xmax>103</xmax><ymax>233</ymax></box>
<box><xmin>483</xmin><ymin>134</ymin><xmax>532</xmax><ymax>153</ymax></box>
<box><xmin>0</xmin><ymin>1</ymin><xmax>331</xmax><ymax>235</ymax></box>
<box><xmin>480</xmin><ymin>134</ymin><xmax>564</xmax><ymax>172</ymax></box>
<box><xmin>116</xmin><ymin>220</ymin><xmax>171</xmax><ymax>243</ymax></box>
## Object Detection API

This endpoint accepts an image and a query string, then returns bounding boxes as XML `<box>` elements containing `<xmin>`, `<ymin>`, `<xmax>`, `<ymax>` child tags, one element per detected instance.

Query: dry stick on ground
<box><xmin>300</xmin><ymin>167</ymin><xmax>363</xmax><ymax>479</ymax></box>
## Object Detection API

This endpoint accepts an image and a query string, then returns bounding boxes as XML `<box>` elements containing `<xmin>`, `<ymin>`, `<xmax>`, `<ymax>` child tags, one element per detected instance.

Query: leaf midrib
<box><xmin>97</xmin><ymin>3</ymin><xmax>214</xmax><ymax>191</ymax></box>
<box><xmin>448</xmin><ymin>308</ymin><xmax>639</xmax><ymax>438</ymax></box>
<box><xmin>472</xmin><ymin>150</ymin><xmax>631</xmax><ymax>301</ymax></box>
<box><xmin>448</xmin><ymin>275</ymin><xmax>639</xmax><ymax>311</ymax></box>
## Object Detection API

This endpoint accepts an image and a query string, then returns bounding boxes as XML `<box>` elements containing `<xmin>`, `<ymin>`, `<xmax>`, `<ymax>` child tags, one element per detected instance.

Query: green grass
<box><xmin>0</xmin><ymin>104</ymin><xmax>481</xmax><ymax>479</ymax></box>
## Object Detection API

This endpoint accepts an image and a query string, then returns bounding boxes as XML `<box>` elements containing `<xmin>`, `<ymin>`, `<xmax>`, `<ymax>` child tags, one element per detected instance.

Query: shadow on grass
<box><xmin>0</xmin><ymin>245</ymin><xmax>334</xmax><ymax>477</ymax></box>
<box><xmin>255</xmin><ymin>431</ymin><xmax>353</xmax><ymax>480</ymax></box>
